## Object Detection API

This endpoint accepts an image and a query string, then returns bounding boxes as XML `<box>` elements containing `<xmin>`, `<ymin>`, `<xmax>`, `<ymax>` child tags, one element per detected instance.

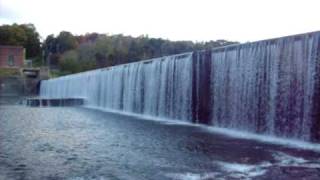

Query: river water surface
<box><xmin>0</xmin><ymin>106</ymin><xmax>320</xmax><ymax>180</ymax></box>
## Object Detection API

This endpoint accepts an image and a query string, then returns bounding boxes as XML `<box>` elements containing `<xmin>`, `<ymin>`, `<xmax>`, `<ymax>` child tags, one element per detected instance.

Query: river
<box><xmin>0</xmin><ymin>106</ymin><xmax>319</xmax><ymax>180</ymax></box>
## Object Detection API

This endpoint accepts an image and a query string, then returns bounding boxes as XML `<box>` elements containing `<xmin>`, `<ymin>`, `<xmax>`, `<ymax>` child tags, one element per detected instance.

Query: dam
<box><xmin>1</xmin><ymin>31</ymin><xmax>320</xmax><ymax>180</ymax></box>
<box><xmin>40</xmin><ymin>31</ymin><xmax>320</xmax><ymax>143</ymax></box>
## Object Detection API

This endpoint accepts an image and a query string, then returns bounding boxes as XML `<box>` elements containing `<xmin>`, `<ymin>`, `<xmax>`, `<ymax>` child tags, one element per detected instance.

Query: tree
<box><xmin>42</xmin><ymin>31</ymin><xmax>238</xmax><ymax>75</ymax></box>
<box><xmin>20</xmin><ymin>24</ymin><xmax>41</xmax><ymax>58</ymax></box>
<box><xmin>56</xmin><ymin>31</ymin><xmax>78</xmax><ymax>53</ymax></box>
<box><xmin>60</xmin><ymin>50</ymin><xmax>81</xmax><ymax>74</ymax></box>
<box><xmin>0</xmin><ymin>23</ymin><xmax>41</xmax><ymax>58</ymax></box>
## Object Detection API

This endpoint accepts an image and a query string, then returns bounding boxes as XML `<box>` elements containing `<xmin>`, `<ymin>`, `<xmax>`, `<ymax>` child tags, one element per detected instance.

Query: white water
<box><xmin>40</xmin><ymin>32</ymin><xmax>320</xmax><ymax>142</ymax></box>
<box><xmin>41</xmin><ymin>53</ymin><xmax>193</xmax><ymax>121</ymax></box>
<box><xmin>210</xmin><ymin>33</ymin><xmax>320</xmax><ymax>140</ymax></box>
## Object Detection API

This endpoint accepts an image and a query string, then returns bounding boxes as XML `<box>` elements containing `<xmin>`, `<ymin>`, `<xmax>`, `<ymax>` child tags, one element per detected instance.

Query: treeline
<box><xmin>44</xmin><ymin>32</ymin><xmax>237</xmax><ymax>75</ymax></box>
<box><xmin>0</xmin><ymin>23</ymin><xmax>238</xmax><ymax>75</ymax></box>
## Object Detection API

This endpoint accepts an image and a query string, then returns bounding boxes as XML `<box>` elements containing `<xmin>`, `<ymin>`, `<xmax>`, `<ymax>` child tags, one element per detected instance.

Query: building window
<box><xmin>8</xmin><ymin>55</ymin><xmax>15</xmax><ymax>66</ymax></box>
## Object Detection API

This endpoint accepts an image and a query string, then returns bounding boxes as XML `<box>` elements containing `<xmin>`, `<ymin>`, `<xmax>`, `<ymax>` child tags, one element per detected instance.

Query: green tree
<box><xmin>20</xmin><ymin>24</ymin><xmax>41</xmax><ymax>58</ymax></box>
<box><xmin>0</xmin><ymin>23</ymin><xmax>41</xmax><ymax>58</ymax></box>
<box><xmin>56</xmin><ymin>31</ymin><xmax>78</xmax><ymax>53</ymax></box>
<box><xmin>0</xmin><ymin>24</ymin><xmax>27</xmax><ymax>45</ymax></box>
<box><xmin>60</xmin><ymin>50</ymin><xmax>80</xmax><ymax>74</ymax></box>
<box><xmin>42</xmin><ymin>31</ymin><xmax>238</xmax><ymax>76</ymax></box>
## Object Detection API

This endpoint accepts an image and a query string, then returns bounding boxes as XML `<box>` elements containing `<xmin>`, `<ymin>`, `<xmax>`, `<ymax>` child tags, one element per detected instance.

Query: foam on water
<box><xmin>215</xmin><ymin>161</ymin><xmax>270</xmax><ymax>179</ymax></box>
<box><xmin>272</xmin><ymin>151</ymin><xmax>320</xmax><ymax>168</ymax></box>
<box><xmin>214</xmin><ymin>152</ymin><xmax>320</xmax><ymax>179</ymax></box>
<box><xmin>68</xmin><ymin>177</ymin><xmax>107</xmax><ymax>180</ymax></box>
<box><xmin>165</xmin><ymin>161</ymin><xmax>269</xmax><ymax>180</ymax></box>
<box><xmin>203</xmin><ymin>127</ymin><xmax>320</xmax><ymax>152</ymax></box>
<box><xmin>165</xmin><ymin>172</ymin><xmax>219</xmax><ymax>180</ymax></box>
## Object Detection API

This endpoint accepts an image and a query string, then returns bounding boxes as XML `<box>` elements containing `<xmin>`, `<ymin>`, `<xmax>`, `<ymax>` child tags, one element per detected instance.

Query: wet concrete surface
<box><xmin>0</xmin><ymin>106</ymin><xmax>319</xmax><ymax>180</ymax></box>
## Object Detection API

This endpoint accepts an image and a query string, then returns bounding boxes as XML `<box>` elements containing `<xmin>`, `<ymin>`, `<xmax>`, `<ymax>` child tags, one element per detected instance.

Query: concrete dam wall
<box><xmin>40</xmin><ymin>31</ymin><xmax>320</xmax><ymax>142</ymax></box>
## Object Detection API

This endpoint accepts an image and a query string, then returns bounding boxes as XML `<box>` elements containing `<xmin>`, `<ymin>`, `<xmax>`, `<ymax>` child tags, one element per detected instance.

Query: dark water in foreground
<box><xmin>0</xmin><ymin>106</ymin><xmax>320</xmax><ymax>180</ymax></box>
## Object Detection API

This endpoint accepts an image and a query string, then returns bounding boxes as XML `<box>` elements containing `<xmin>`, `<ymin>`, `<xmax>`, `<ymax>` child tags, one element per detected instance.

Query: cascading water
<box><xmin>210</xmin><ymin>33</ymin><xmax>320</xmax><ymax>141</ymax></box>
<box><xmin>40</xmin><ymin>32</ymin><xmax>320</xmax><ymax>142</ymax></box>
<box><xmin>41</xmin><ymin>53</ymin><xmax>194</xmax><ymax>121</ymax></box>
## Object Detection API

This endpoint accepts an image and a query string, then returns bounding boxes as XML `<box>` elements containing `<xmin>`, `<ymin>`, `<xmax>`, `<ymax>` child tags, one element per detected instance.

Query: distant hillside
<box><xmin>43</xmin><ymin>32</ymin><xmax>238</xmax><ymax>75</ymax></box>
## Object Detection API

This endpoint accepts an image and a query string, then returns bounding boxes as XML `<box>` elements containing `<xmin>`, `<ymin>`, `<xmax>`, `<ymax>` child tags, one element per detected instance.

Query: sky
<box><xmin>1</xmin><ymin>0</ymin><xmax>320</xmax><ymax>42</ymax></box>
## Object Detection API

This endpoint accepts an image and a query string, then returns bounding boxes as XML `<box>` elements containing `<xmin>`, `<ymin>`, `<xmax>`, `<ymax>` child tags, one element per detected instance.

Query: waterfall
<box><xmin>41</xmin><ymin>53</ymin><xmax>193</xmax><ymax>121</ymax></box>
<box><xmin>209</xmin><ymin>33</ymin><xmax>320</xmax><ymax>141</ymax></box>
<box><xmin>40</xmin><ymin>32</ymin><xmax>320</xmax><ymax>142</ymax></box>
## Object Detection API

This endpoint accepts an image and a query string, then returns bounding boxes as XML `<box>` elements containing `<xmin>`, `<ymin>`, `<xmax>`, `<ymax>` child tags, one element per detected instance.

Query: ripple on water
<box><xmin>1</xmin><ymin>106</ymin><xmax>320</xmax><ymax>180</ymax></box>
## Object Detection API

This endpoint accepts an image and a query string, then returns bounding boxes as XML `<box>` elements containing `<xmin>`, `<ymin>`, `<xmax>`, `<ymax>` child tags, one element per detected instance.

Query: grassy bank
<box><xmin>0</xmin><ymin>68</ymin><xmax>21</xmax><ymax>77</ymax></box>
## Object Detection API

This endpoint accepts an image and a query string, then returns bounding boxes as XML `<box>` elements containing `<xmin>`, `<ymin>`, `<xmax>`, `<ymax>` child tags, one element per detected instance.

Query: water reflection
<box><xmin>0</xmin><ymin>106</ymin><xmax>319</xmax><ymax>180</ymax></box>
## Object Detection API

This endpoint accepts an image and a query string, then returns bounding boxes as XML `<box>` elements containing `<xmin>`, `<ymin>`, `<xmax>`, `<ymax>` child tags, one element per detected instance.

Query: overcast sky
<box><xmin>1</xmin><ymin>0</ymin><xmax>320</xmax><ymax>42</ymax></box>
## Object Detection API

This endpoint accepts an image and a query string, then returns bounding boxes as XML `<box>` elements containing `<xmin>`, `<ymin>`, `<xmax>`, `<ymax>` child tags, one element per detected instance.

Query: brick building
<box><xmin>0</xmin><ymin>45</ymin><xmax>25</xmax><ymax>68</ymax></box>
